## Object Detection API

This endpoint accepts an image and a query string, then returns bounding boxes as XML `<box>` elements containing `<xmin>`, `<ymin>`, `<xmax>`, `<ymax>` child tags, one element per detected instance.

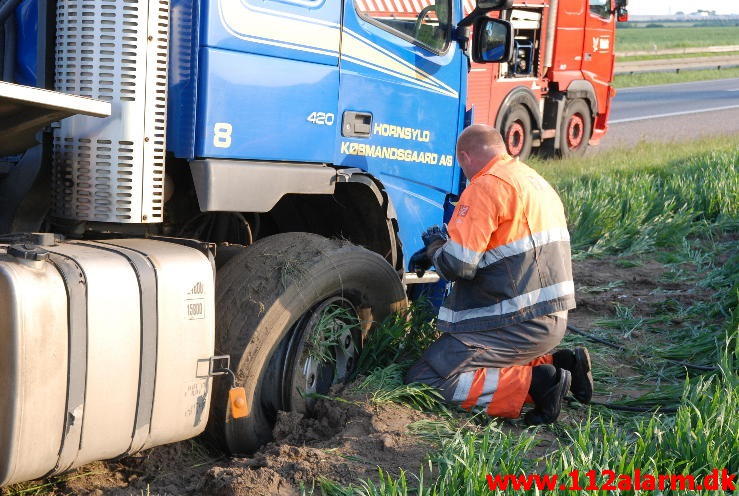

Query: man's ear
<box><xmin>458</xmin><ymin>150</ymin><xmax>469</xmax><ymax>170</ymax></box>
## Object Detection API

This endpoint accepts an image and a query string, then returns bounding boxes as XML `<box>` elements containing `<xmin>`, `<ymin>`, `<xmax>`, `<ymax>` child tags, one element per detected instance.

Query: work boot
<box><xmin>524</xmin><ymin>365</ymin><xmax>571</xmax><ymax>426</ymax></box>
<box><xmin>553</xmin><ymin>347</ymin><xmax>593</xmax><ymax>404</ymax></box>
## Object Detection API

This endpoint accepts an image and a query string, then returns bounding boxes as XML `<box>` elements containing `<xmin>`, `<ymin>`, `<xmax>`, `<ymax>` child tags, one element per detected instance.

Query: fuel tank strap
<box><xmin>77</xmin><ymin>241</ymin><xmax>159</xmax><ymax>456</ymax></box>
<box><xmin>45</xmin><ymin>253</ymin><xmax>88</xmax><ymax>475</ymax></box>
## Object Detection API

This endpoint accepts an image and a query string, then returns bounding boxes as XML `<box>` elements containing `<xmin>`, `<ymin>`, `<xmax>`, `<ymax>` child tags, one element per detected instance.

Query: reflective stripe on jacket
<box><xmin>432</xmin><ymin>154</ymin><xmax>575</xmax><ymax>332</ymax></box>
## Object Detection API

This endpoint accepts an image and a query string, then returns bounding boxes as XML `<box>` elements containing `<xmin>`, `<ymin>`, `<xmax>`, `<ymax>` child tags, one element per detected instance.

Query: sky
<box><xmin>628</xmin><ymin>0</ymin><xmax>738</xmax><ymax>15</ymax></box>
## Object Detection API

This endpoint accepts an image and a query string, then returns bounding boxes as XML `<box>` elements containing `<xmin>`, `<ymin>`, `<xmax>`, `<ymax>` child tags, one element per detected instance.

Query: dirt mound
<box><xmin>18</xmin><ymin>394</ymin><xmax>436</xmax><ymax>496</ymax></box>
<box><xmin>204</xmin><ymin>466</ymin><xmax>293</xmax><ymax>496</ymax></box>
<box><xmin>201</xmin><ymin>397</ymin><xmax>436</xmax><ymax>495</ymax></box>
<box><xmin>56</xmin><ymin>441</ymin><xmax>221</xmax><ymax>496</ymax></box>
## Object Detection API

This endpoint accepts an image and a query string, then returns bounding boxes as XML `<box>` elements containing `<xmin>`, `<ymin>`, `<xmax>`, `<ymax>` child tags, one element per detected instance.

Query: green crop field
<box><xmin>616</xmin><ymin>26</ymin><xmax>739</xmax><ymax>52</ymax></box>
<box><xmin>617</xmin><ymin>50</ymin><xmax>739</xmax><ymax>62</ymax></box>
<box><xmin>613</xmin><ymin>67</ymin><xmax>739</xmax><ymax>88</ymax></box>
<box><xmin>309</xmin><ymin>136</ymin><xmax>739</xmax><ymax>496</ymax></box>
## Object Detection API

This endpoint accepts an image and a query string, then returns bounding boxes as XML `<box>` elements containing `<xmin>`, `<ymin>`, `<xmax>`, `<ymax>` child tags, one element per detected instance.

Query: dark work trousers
<box><xmin>405</xmin><ymin>311</ymin><xmax>567</xmax><ymax>418</ymax></box>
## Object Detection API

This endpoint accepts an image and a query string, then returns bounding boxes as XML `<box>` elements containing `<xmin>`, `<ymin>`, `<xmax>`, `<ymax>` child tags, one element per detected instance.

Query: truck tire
<box><xmin>210</xmin><ymin>233</ymin><xmax>407</xmax><ymax>454</ymax></box>
<box><xmin>558</xmin><ymin>99</ymin><xmax>592</xmax><ymax>158</ymax></box>
<box><xmin>501</xmin><ymin>105</ymin><xmax>533</xmax><ymax>160</ymax></box>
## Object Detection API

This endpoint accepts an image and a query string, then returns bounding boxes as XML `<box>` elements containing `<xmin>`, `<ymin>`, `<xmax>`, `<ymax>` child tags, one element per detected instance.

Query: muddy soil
<box><xmin>570</xmin><ymin>257</ymin><xmax>710</xmax><ymax>331</ymax></box>
<box><xmin>6</xmin><ymin>395</ymin><xmax>440</xmax><ymax>496</ymax></box>
<box><xmin>2</xmin><ymin>252</ymin><xmax>722</xmax><ymax>496</ymax></box>
<box><xmin>202</xmin><ymin>396</ymin><xmax>438</xmax><ymax>496</ymax></box>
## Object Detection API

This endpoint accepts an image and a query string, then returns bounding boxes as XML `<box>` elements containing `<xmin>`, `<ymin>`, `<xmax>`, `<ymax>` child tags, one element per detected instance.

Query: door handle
<box><xmin>342</xmin><ymin>111</ymin><xmax>372</xmax><ymax>138</ymax></box>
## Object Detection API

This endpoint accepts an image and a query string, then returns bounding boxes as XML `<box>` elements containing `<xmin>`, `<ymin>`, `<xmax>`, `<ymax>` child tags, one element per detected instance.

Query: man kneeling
<box><xmin>406</xmin><ymin>125</ymin><xmax>592</xmax><ymax>424</ymax></box>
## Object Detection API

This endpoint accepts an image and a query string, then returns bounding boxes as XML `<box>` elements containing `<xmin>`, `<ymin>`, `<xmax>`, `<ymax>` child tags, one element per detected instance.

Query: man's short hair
<box><xmin>456</xmin><ymin>124</ymin><xmax>506</xmax><ymax>158</ymax></box>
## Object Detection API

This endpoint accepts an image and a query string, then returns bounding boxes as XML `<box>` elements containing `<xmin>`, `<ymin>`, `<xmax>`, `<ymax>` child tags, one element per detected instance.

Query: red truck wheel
<box><xmin>559</xmin><ymin>100</ymin><xmax>592</xmax><ymax>158</ymax></box>
<box><xmin>209</xmin><ymin>233</ymin><xmax>407</xmax><ymax>454</ymax></box>
<box><xmin>501</xmin><ymin>105</ymin><xmax>533</xmax><ymax>160</ymax></box>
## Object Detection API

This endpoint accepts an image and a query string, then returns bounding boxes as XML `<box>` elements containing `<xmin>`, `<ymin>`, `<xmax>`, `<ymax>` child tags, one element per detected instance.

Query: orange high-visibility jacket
<box><xmin>432</xmin><ymin>154</ymin><xmax>575</xmax><ymax>333</ymax></box>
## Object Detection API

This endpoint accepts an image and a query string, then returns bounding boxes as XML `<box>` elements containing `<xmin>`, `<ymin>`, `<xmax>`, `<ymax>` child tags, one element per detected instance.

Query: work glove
<box><xmin>421</xmin><ymin>225</ymin><xmax>448</xmax><ymax>248</ymax></box>
<box><xmin>409</xmin><ymin>247</ymin><xmax>432</xmax><ymax>278</ymax></box>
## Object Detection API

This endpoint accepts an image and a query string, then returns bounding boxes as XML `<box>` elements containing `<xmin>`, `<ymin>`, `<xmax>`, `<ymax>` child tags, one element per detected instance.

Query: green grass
<box><xmin>532</xmin><ymin>135</ymin><xmax>738</xmax><ymax>179</ymax></box>
<box><xmin>613</xmin><ymin>67</ymin><xmax>739</xmax><ymax>88</ymax></box>
<box><xmin>311</xmin><ymin>305</ymin><xmax>739</xmax><ymax>496</ymax></box>
<box><xmin>542</xmin><ymin>374</ymin><xmax>739</xmax><ymax>495</ymax></box>
<box><xmin>617</xmin><ymin>50</ymin><xmax>739</xmax><ymax>62</ymax></box>
<box><xmin>311</xmin><ymin>364</ymin><xmax>739</xmax><ymax>495</ymax></box>
<box><xmin>532</xmin><ymin>136</ymin><xmax>739</xmax><ymax>404</ymax></box>
<box><xmin>352</xmin><ymin>363</ymin><xmax>446</xmax><ymax>411</ymax></box>
<box><xmin>616</xmin><ymin>26</ymin><xmax>739</xmax><ymax>52</ymax></box>
<box><xmin>532</xmin><ymin>136</ymin><xmax>739</xmax><ymax>256</ymax></box>
<box><xmin>354</xmin><ymin>300</ymin><xmax>439</xmax><ymax>375</ymax></box>
<box><xmin>622</xmin><ymin>21</ymin><xmax>739</xmax><ymax>29</ymax></box>
<box><xmin>308</xmin><ymin>304</ymin><xmax>360</xmax><ymax>364</ymax></box>
<box><xmin>306</xmin><ymin>136</ymin><xmax>739</xmax><ymax>495</ymax></box>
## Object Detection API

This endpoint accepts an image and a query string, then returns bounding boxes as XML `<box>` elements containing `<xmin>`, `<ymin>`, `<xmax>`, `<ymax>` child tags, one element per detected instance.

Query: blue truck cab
<box><xmin>171</xmin><ymin>0</ymin><xmax>486</xmax><ymax>263</ymax></box>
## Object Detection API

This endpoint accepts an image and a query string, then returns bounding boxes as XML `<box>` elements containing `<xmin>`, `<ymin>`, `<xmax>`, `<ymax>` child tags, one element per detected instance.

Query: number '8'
<box><xmin>213</xmin><ymin>123</ymin><xmax>233</xmax><ymax>148</ymax></box>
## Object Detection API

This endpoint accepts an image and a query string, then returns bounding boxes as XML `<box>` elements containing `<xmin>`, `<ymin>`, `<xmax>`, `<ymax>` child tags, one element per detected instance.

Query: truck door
<box><xmin>581</xmin><ymin>0</ymin><xmax>615</xmax><ymax>114</ymax></box>
<box><xmin>336</xmin><ymin>0</ymin><xmax>466</xmax><ymax>262</ymax></box>
<box><xmin>195</xmin><ymin>0</ymin><xmax>342</xmax><ymax>162</ymax></box>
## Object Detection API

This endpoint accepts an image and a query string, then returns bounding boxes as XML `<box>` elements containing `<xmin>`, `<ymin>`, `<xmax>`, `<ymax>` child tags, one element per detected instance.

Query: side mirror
<box><xmin>457</xmin><ymin>0</ymin><xmax>511</xmax><ymax>30</ymax></box>
<box><xmin>476</xmin><ymin>0</ymin><xmax>512</xmax><ymax>9</ymax></box>
<box><xmin>471</xmin><ymin>18</ymin><xmax>513</xmax><ymax>63</ymax></box>
<box><xmin>614</xmin><ymin>0</ymin><xmax>628</xmax><ymax>21</ymax></box>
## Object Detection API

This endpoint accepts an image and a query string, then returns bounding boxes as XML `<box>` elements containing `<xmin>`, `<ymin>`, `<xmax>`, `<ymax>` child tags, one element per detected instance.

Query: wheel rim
<box><xmin>566</xmin><ymin>113</ymin><xmax>585</xmax><ymax>150</ymax></box>
<box><xmin>263</xmin><ymin>296</ymin><xmax>360</xmax><ymax>414</ymax></box>
<box><xmin>506</xmin><ymin>121</ymin><xmax>526</xmax><ymax>157</ymax></box>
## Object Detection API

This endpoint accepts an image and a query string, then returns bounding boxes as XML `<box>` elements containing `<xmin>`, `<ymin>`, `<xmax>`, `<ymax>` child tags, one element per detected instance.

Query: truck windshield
<box><xmin>589</xmin><ymin>0</ymin><xmax>611</xmax><ymax>19</ymax></box>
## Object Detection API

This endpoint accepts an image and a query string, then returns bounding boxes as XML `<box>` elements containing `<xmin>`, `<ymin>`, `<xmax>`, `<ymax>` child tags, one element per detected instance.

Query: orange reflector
<box><xmin>229</xmin><ymin>387</ymin><xmax>249</xmax><ymax>419</ymax></box>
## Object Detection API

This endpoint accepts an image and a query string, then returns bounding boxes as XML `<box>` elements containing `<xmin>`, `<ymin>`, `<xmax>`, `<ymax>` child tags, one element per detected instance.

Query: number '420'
<box><xmin>307</xmin><ymin>112</ymin><xmax>335</xmax><ymax>126</ymax></box>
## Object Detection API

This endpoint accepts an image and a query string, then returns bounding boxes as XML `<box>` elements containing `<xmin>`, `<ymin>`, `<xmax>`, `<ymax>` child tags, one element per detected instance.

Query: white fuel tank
<box><xmin>0</xmin><ymin>235</ymin><xmax>216</xmax><ymax>487</ymax></box>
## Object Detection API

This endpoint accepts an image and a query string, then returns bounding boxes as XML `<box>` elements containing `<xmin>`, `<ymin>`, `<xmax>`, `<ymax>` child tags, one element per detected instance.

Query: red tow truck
<box><xmin>469</xmin><ymin>0</ymin><xmax>627</xmax><ymax>158</ymax></box>
<box><xmin>359</xmin><ymin>0</ymin><xmax>626</xmax><ymax>158</ymax></box>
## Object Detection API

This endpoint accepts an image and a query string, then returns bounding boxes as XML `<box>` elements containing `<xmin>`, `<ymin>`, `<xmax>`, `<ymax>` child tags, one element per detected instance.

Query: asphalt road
<box><xmin>598</xmin><ymin>77</ymin><xmax>739</xmax><ymax>150</ymax></box>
